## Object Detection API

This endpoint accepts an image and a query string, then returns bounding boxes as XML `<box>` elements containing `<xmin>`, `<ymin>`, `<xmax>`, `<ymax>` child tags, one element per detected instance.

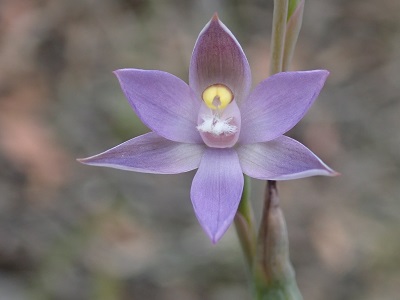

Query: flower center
<box><xmin>197</xmin><ymin>84</ymin><xmax>237</xmax><ymax>137</ymax></box>
<box><xmin>196</xmin><ymin>115</ymin><xmax>237</xmax><ymax>136</ymax></box>
<box><xmin>202</xmin><ymin>84</ymin><xmax>233</xmax><ymax>110</ymax></box>
<box><xmin>196</xmin><ymin>84</ymin><xmax>240</xmax><ymax>148</ymax></box>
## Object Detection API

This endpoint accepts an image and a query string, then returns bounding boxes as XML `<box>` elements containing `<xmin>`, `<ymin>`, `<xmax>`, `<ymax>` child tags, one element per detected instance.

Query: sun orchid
<box><xmin>78</xmin><ymin>15</ymin><xmax>336</xmax><ymax>243</ymax></box>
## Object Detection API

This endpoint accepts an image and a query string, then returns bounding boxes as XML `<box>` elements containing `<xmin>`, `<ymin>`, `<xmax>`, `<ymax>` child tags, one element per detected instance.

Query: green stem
<box><xmin>269</xmin><ymin>0</ymin><xmax>289</xmax><ymax>75</ymax></box>
<box><xmin>234</xmin><ymin>175</ymin><xmax>256</xmax><ymax>269</ymax></box>
<box><xmin>282</xmin><ymin>0</ymin><xmax>305</xmax><ymax>71</ymax></box>
<box><xmin>251</xmin><ymin>0</ymin><xmax>304</xmax><ymax>298</ymax></box>
<box><xmin>253</xmin><ymin>181</ymin><xmax>303</xmax><ymax>300</ymax></box>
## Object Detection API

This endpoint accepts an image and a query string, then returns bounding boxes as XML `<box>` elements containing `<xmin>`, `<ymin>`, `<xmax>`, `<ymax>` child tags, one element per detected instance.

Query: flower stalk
<box><xmin>269</xmin><ymin>0</ymin><xmax>289</xmax><ymax>75</ymax></box>
<box><xmin>234</xmin><ymin>175</ymin><xmax>256</xmax><ymax>268</ymax></box>
<box><xmin>283</xmin><ymin>0</ymin><xmax>305</xmax><ymax>71</ymax></box>
<box><xmin>253</xmin><ymin>181</ymin><xmax>303</xmax><ymax>300</ymax></box>
<box><xmin>244</xmin><ymin>0</ymin><xmax>306</xmax><ymax>298</ymax></box>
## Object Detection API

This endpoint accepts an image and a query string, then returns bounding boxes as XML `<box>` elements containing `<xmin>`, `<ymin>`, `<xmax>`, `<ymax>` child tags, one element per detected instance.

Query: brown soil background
<box><xmin>0</xmin><ymin>0</ymin><xmax>399</xmax><ymax>299</ymax></box>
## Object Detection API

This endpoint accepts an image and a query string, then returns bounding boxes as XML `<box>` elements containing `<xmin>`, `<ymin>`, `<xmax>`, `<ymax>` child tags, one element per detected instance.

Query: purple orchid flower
<box><xmin>79</xmin><ymin>15</ymin><xmax>336</xmax><ymax>243</ymax></box>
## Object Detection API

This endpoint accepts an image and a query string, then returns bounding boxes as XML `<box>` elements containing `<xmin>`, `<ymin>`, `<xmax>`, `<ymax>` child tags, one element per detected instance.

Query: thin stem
<box><xmin>258</xmin><ymin>181</ymin><xmax>276</xmax><ymax>276</ymax></box>
<box><xmin>253</xmin><ymin>181</ymin><xmax>303</xmax><ymax>300</ymax></box>
<box><xmin>234</xmin><ymin>175</ymin><xmax>257</xmax><ymax>269</ymax></box>
<box><xmin>282</xmin><ymin>0</ymin><xmax>305</xmax><ymax>71</ymax></box>
<box><xmin>252</xmin><ymin>0</ymin><xmax>305</xmax><ymax>297</ymax></box>
<box><xmin>265</xmin><ymin>0</ymin><xmax>294</xmax><ymax>278</ymax></box>
<box><xmin>269</xmin><ymin>0</ymin><xmax>289</xmax><ymax>75</ymax></box>
<box><xmin>267</xmin><ymin>0</ymin><xmax>289</xmax><ymax>274</ymax></box>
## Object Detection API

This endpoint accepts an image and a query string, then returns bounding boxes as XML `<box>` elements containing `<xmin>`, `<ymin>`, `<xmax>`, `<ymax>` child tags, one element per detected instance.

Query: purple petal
<box><xmin>239</xmin><ymin>70</ymin><xmax>329</xmax><ymax>144</ymax></box>
<box><xmin>114</xmin><ymin>69</ymin><xmax>202</xmax><ymax>143</ymax></box>
<box><xmin>191</xmin><ymin>148</ymin><xmax>244</xmax><ymax>243</ymax></box>
<box><xmin>189</xmin><ymin>14</ymin><xmax>251</xmax><ymax>103</ymax></box>
<box><xmin>78</xmin><ymin>132</ymin><xmax>205</xmax><ymax>174</ymax></box>
<box><xmin>237</xmin><ymin>136</ymin><xmax>337</xmax><ymax>180</ymax></box>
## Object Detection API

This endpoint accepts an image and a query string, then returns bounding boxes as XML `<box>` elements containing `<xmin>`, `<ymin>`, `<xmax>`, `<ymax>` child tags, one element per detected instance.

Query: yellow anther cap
<box><xmin>202</xmin><ymin>84</ymin><xmax>233</xmax><ymax>110</ymax></box>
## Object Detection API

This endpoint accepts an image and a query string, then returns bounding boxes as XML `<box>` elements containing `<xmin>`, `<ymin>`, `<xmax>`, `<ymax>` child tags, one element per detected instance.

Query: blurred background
<box><xmin>0</xmin><ymin>0</ymin><xmax>399</xmax><ymax>299</ymax></box>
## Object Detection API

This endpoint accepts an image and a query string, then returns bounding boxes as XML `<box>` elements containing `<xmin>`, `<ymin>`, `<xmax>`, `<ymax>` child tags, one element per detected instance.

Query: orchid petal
<box><xmin>189</xmin><ymin>14</ymin><xmax>251</xmax><ymax>103</ymax></box>
<box><xmin>114</xmin><ymin>69</ymin><xmax>202</xmax><ymax>143</ymax></box>
<box><xmin>191</xmin><ymin>148</ymin><xmax>244</xmax><ymax>243</ymax></box>
<box><xmin>239</xmin><ymin>70</ymin><xmax>329</xmax><ymax>144</ymax></box>
<box><xmin>237</xmin><ymin>136</ymin><xmax>337</xmax><ymax>180</ymax></box>
<box><xmin>78</xmin><ymin>132</ymin><xmax>205</xmax><ymax>174</ymax></box>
